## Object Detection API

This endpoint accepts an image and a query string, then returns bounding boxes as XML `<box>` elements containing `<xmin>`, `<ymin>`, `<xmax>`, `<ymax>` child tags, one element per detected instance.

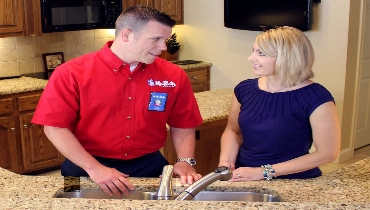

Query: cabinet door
<box><xmin>123</xmin><ymin>0</ymin><xmax>155</xmax><ymax>10</ymax></box>
<box><xmin>0</xmin><ymin>0</ymin><xmax>24</xmax><ymax>36</ymax></box>
<box><xmin>186</xmin><ymin>67</ymin><xmax>210</xmax><ymax>93</ymax></box>
<box><xmin>0</xmin><ymin>0</ymin><xmax>41</xmax><ymax>37</ymax></box>
<box><xmin>19</xmin><ymin>112</ymin><xmax>64</xmax><ymax>173</ymax></box>
<box><xmin>154</xmin><ymin>0</ymin><xmax>183</xmax><ymax>24</ymax></box>
<box><xmin>162</xmin><ymin>119</ymin><xmax>227</xmax><ymax>176</ymax></box>
<box><xmin>0</xmin><ymin>116</ymin><xmax>18</xmax><ymax>173</ymax></box>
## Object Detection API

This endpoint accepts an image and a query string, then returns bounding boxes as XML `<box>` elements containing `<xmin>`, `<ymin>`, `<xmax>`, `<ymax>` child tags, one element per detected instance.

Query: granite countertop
<box><xmin>0</xmin><ymin>62</ymin><xmax>212</xmax><ymax>95</ymax></box>
<box><xmin>0</xmin><ymin>76</ymin><xmax>48</xmax><ymax>95</ymax></box>
<box><xmin>0</xmin><ymin>158</ymin><xmax>369</xmax><ymax>209</ymax></box>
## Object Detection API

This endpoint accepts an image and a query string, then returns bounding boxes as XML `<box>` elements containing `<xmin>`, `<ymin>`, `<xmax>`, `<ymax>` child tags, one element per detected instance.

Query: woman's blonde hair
<box><xmin>256</xmin><ymin>26</ymin><xmax>314</xmax><ymax>87</ymax></box>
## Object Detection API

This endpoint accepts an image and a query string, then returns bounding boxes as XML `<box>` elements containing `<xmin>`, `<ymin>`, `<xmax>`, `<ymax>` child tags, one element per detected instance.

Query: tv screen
<box><xmin>224</xmin><ymin>0</ymin><xmax>313</xmax><ymax>31</ymax></box>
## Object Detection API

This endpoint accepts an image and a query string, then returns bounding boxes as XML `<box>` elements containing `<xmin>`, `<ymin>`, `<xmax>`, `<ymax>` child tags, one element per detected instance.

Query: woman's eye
<box><xmin>152</xmin><ymin>38</ymin><xmax>160</xmax><ymax>41</ymax></box>
<box><xmin>259</xmin><ymin>51</ymin><xmax>266</xmax><ymax>56</ymax></box>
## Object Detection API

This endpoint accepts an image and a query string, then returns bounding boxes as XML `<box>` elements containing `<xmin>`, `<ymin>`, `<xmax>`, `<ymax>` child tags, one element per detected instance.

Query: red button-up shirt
<box><xmin>32</xmin><ymin>41</ymin><xmax>203</xmax><ymax>159</ymax></box>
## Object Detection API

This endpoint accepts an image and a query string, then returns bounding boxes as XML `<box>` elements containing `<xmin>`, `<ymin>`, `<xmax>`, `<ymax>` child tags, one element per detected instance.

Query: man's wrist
<box><xmin>176</xmin><ymin>158</ymin><xmax>196</xmax><ymax>166</ymax></box>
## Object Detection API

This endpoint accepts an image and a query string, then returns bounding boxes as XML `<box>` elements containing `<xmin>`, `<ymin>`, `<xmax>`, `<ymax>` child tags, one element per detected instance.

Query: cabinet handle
<box><xmin>192</xmin><ymin>76</ymin><xmax>198</xmax><ymax>81</ymax></box>
<box><xmin>11</xmin><ymin>128</ymin><xmax>16</xmax><ymax>131</ymax></box>
<box><xmin>24</xmin><ymin>124</ymin><xmax>35</xmax><ymax>129</ymax></box>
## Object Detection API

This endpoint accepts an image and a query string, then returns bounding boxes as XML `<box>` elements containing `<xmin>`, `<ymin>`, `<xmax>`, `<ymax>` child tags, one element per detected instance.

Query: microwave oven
<box><xmin>41</xmin><ymin>0</ymin><xmax>122</xmax><ymax>33</ymax></box>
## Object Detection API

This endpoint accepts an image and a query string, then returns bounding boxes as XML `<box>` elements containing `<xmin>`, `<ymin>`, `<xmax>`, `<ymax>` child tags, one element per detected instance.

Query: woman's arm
<box><xmin>219</xmin><ymin>94</ymin><xmax>243</xmax><ymax>170</ymax></box>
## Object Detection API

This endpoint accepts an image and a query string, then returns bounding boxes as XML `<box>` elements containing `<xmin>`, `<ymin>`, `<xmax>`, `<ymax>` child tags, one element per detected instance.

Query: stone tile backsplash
<box><xmin>0</xmin><ymin>29</ymin><xmax>115</xmax><ymax>77</ymax></box>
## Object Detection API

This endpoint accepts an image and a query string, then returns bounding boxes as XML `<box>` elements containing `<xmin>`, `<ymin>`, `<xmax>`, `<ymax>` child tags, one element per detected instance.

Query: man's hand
<box><xmin>173</xmin><ymin>162</ymin><xmax>202</xmax><ymax>184</ymax></box>
<box><xmin>86</xmin><ymin>165</ymin><xmax>134</xmax><ymax>197</ymax></box>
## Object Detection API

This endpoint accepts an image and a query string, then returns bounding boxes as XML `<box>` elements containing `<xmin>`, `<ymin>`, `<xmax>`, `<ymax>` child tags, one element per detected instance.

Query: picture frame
<box><xmin>42</xmin><ymin>52</ymin><xmax>65</xmax><ymax>79</ymax></box>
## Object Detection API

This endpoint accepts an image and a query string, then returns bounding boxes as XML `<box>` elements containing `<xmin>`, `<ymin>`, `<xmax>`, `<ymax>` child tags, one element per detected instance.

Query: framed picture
<box><xmin>42</xmin><ymin>52</ymin><xmax>65</xmax><ymax>79</ymax></box>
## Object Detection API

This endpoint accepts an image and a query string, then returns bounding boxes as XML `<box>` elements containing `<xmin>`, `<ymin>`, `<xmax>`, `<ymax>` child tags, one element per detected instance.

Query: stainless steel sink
<box><xmin>193</xmin><ymin>191</ymin><xmax>280</xmax><ymax>202</ymax></box>
<box><xmin>55</xmin><ymin>190</ymin><xmax>157</xmax><ymax>200</ymax></box>
<box><xmin>54</xmin><ymin>190</ymin><xmax>280</xmax><ymax>202</ymax></box>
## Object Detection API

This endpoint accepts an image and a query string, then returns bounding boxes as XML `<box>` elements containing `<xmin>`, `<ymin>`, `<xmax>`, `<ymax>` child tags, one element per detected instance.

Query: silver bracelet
<box><xmin>261</xmin><ymin>164</ymin><xmax>277</xmax><ymax>181</ymax></box>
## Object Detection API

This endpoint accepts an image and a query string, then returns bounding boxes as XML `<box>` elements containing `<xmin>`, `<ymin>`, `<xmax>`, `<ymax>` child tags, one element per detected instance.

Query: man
<box><xmin>32</xmin><ymin>6</ymin><xmax>203</xmax><ymax>197</ymax></box>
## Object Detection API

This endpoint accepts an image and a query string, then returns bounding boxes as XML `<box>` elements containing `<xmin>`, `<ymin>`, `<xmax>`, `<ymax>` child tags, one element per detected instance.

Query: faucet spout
<box><xmin>175</xmin><ymin>166</ymin><xmax>232</xmax><ymax>201</ymax></box>
<box><xmin>157</xmin><ymin>165</ymin><xmax>174</xmax><ymax>200</ymax></box>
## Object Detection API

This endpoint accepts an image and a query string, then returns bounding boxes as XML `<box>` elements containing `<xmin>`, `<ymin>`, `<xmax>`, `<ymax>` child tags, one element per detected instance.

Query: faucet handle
<box><xmin>157</xmin><ymin>165</ymin><xmax>174</xmax><ymax>200</ymax></box>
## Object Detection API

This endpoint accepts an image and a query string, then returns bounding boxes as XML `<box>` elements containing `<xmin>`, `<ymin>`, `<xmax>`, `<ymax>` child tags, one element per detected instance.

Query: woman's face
<box><xmin>247</xmin><ymin>41</ymin><xmax>276</xmax><ymax>77</ymax></box>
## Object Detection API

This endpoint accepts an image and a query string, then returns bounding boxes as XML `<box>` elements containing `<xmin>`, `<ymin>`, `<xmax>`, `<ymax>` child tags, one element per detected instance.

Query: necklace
<box><xmin>266</xmin><ymin>81</ymin><xmax>287</xmax><ymax>93</ymax></box>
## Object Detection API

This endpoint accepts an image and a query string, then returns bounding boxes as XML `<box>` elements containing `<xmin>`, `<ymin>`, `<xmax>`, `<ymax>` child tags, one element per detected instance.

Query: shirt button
<box><xmin>127</xmin><ymin>116</ymin><xmax>131</xmax><ymax>119</ymax></box>
<box><xmin>113</xmin><ymin>69</ymin><xmax>117</xmax><ymax>72</ymax></box>
<box><xmin>125</xmin><ymin>153</ymin><xmax>128</xmax><ymax>156</ymax></box>
<box><xmin>128</xmin><ymin>77</ymin><xmax>132</xmax><ymax>80</ymax></box>
<box><xmin>128</xmin><ymin>97</ymin><xmax>132</xmax><ymax>100</ymax></box>
<box><xmin>126</xmin><ymin>136</ymin><xmax>130</xmax><ymax>139</ymax></box>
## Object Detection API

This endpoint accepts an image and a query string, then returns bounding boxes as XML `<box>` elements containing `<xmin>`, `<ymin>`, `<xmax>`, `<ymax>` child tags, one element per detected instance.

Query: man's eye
<box><xmin>152</xmin><ymin>38</ymin><xmax>160</xmax><ymax>41</ymax></box>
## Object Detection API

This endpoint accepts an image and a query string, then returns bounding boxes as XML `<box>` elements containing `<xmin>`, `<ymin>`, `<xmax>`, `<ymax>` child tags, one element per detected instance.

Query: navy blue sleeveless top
<box><xmin>234</xmin><ymin>78</ymin><xmax>335</xmax><ymax>179</ymax></box>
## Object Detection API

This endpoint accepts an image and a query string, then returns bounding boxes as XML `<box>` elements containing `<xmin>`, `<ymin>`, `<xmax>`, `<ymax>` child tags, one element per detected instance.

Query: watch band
<box><xmin>176</xmin><ymin>158</ymin><xmax>196</xmax><ymax>166</ymax></box>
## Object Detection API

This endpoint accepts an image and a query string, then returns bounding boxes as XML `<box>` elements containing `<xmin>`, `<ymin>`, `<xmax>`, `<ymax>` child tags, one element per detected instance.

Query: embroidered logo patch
<box><xmin>147</xmin><ymin>79</ymin><xmax>176</xmax><ymax>88</ymax></box>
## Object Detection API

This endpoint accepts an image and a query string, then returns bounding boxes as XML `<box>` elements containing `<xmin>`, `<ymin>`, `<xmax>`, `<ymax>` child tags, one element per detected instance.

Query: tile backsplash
<box><xmin>0</xmin><ymin>29</ymin><xmax>115</xmax><ymax>77</ymax></box>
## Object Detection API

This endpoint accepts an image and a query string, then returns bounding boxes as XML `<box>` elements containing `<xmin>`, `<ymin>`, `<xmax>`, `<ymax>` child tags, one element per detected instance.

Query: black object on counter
<box><xmin>172</xmin><ymin>60</ymin><xmax>202</xmax><ymax>65</ymax></box>
<box><xmin>0</xmin><ymin>75</ymin><xmax>21</xmax><ymax>80</ymax></box>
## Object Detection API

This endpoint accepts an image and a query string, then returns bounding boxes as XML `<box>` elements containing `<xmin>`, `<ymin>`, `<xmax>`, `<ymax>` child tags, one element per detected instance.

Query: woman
<box><xmin>219</xmin><ymin>27</ymin><xmax>341</xmax><ymax>181</ymax></box>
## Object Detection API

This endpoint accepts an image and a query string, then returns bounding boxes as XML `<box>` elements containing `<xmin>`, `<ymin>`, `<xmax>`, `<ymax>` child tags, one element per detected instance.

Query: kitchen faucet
<box><xmin>156</xmin><ymin>165</ymin><xmax>233</xmax><ymax>201</ymax></box>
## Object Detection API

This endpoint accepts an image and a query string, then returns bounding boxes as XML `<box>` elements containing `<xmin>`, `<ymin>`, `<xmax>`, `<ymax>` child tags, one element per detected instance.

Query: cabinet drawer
<box><xmin>18</xmin><ymin>94</ymin><xmax>41</xmax><ymax>111</ymax></box>
<box><xmin>186</xmin><ymin>68</ymin><xmax>208</xmax><ymax>85</ymax></box>
<box><xmin>0</xmin><ymin>98</ymin><xmax>14</xmax><ymax>115</ymax></box>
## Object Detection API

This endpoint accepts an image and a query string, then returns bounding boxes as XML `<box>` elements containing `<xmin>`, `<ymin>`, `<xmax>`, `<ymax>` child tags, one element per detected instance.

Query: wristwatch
<box><xmin>176</xmin><ymin>158</ymin><xmax>196</xmax><ymax>166</ymax></box>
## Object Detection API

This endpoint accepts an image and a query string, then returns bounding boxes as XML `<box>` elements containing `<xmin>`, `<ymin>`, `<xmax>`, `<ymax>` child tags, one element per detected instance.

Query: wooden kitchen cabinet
<box><xmin>0</xmin><ymin>99</ymin><xmax>19</xmax><ymax>173</ymax></box>
<box><xmin>123</xmin><ymin>0</ymin><xmax>155</xmax><ymax>8</ymax></box>
<box><xmin>122</xmin><ymin>0</ymin><xmax>183</xmax><ymax>24</ymax></box>
<box><xmin>0</xmin><ymin>90</ymin><xmax>64</xmax><ymax>174</ymax></box>
<box><xmin>162</xmin><ymin>118</ymin><xmax>227</xmax><ymax>176</ymax></box>
<box><xmin>154</xmin><ymin>0</ymin><xmax>183</xmax><ymax>24</ymax></box>
<box><xmin>0</xmin><ymin>0</ymin><xmax>41</xmax><ymax>38</ymax></box>
<box><xmin>184</xmin><ymin>66</ymin><xmax>210</xmax><ymax>93</ymax></box>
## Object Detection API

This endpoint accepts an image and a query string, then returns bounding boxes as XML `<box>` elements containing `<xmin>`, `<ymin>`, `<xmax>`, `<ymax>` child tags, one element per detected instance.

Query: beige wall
<box><xmin>0</xmin><ymin>0</ymin><xmax>357</xmax><ymax>161</ymax></box>
<box><xmin>0</xmin><ymin>29</ymin><xmax>115</xmax><ymax>77</ymax></box>
<box><xmin>173</xmin><ymin>0</ymin><xmax>353</xmax><ymax>161</ymax></box>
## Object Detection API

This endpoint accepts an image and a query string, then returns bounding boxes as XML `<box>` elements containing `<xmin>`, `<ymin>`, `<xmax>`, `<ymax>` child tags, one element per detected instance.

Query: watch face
<box><xmin>189</xmin><ymin>159</ymin><xmax>196</xmax><ymax>166</ymax></box>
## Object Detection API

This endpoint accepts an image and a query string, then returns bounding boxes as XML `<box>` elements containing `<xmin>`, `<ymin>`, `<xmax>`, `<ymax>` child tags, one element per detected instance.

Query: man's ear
<box><xmin>120</xmin><ymin>29</ymin><xmax>131</xmax><ymax>42</ymax></box>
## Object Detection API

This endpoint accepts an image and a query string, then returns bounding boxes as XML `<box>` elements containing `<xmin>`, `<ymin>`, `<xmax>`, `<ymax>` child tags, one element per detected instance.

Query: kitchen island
<box><xmin>0</xmin><ymin>157</ymin><xmax>369</xmax><ymax>209</ymax></box>
<box><xmin>1</xmin><ymin>77</ymin><xmax>370</xmax><ymax>209</ymax></box>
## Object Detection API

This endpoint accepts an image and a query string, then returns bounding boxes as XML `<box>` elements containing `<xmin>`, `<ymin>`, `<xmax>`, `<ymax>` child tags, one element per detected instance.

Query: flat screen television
<box><xmin>224</xmin><ymin>0</ymin><xmax>314</xmax><ymax>31</ymax></box>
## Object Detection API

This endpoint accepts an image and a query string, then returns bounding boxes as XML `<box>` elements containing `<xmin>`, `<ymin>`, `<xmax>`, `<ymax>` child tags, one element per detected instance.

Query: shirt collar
<box><xmin>101</xmin><ymin>41</ymin><xmax>128</xmax><ymax>73</ymax></box>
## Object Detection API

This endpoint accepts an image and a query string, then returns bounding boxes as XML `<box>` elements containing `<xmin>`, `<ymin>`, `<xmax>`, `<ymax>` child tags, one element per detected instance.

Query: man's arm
<box><xmin>170</xmin><ymin>127</ymin><xmax>202</xmax><ymax>184</ymax></box>
<box><xmin>44</xmin><ymin>125</ymin><xmax>134</xmax><ymax>196</ymax></box>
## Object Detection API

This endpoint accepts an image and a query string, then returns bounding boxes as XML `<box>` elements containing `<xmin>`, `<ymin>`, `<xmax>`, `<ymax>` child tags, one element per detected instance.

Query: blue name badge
<box><xmin>148</xmin><ymin>92</ymin><xmax>168</xmax><ymax>112</ymax></box>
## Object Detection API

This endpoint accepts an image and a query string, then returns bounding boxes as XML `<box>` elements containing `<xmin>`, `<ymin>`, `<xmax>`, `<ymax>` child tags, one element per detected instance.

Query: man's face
<box><xmin>128</xmin><ymin>21</ymin><xmax>172</xmax><ymax>65</ymax></box>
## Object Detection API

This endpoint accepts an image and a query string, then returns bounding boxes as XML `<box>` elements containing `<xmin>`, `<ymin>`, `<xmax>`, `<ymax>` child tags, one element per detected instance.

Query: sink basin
<box><xmin>192</xmin><ymin>191</ymin><xmax>280</xmax><ymax>202</ymax></box>
<box><xmin>55</xmin><ymin>190</ymin><xmax>157</xmax><ymax>200</ymax></box>
<box><xmin>54</xmin><ymin>190</ymin><xmax>280</xmax><ymax>202</ymax></box>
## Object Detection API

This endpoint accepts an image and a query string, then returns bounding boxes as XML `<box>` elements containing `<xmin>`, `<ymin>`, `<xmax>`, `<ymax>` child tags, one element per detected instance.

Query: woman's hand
<box><xmin>229</xmin><ymin>167</ymin><xmax>264</xmax><ymax>181</ymax></box>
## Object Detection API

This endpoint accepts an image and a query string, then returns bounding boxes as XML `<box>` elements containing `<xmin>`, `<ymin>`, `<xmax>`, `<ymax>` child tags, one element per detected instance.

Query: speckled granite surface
<box><xmin>0</xmin><ymin>76</ymin><xmax>47</xmax><ymax>95</ymax></box>
<box><xmin>176</xmin><ymin>61</ymin><xmax>212</xmax><ymax>70</ymax></box>
<box><xmin>0</xmin><ymin>158</ymin><xmax>370</xmax><ymax>209</ymax></box>
<box><xmin>0</xmin><ymin>75</ymin><xmax>232</xmax><ymax>123</ymax></box>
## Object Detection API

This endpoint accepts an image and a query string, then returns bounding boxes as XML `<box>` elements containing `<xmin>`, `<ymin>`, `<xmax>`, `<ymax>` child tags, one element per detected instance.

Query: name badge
<box><xmin>148</xmin><ymin>92</ymin><xmax>168</xmax><ymax>112</ymax></box>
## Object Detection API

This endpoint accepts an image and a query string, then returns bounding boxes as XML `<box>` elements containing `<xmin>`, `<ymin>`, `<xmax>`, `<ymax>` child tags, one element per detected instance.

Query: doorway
<box><xmin>354</xmin><ymin>0</ymin><xmax>370</xmax><ymax>149</ymax></box>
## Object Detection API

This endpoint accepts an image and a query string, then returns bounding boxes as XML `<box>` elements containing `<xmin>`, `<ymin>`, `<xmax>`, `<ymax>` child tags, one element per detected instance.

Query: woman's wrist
<box><xmin>261</xmin><ymin>164</ymin><xmax>277</xmax><ymax>180</ymax></box>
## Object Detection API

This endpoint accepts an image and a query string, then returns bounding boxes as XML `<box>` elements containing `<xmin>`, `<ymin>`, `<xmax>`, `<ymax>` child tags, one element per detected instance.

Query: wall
<box><xmin>0</xmin><ymin>29</ymin><xmax>115</xmax><ymax>77</ymax></box>
<box><xmin>172</xmin><ymin>0</ymin><xmax>352</xmax><ymax>161</ymax></box>
<box><xmin>0</xmin><ymin>0</ymin><xmax>356</xmax><ymax>161</ymax></box>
